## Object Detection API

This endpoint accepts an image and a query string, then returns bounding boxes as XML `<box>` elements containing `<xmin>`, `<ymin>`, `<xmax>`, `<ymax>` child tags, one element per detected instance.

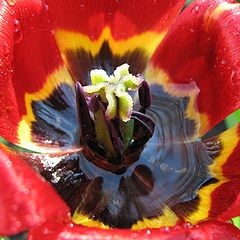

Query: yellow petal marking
<box><xmin>18</xmin><ymin>66</ymin><xmax>74</xmax><ymax>153</ymax></box>
<box><xmin>204</xmin><ymin>2</ymin><xmax>240</xmax><ymax>31</ymax></box>
<box><xmin>186</xmin><ymin>124</ymin><xmax>239</xmax><ymax>224</ymax></box>
<box><xmin>144</xmin><ymin>65</ymin><xmax>208</xmax><ymax>139</ymax></box>
<box><xmin>55</xmin><ymin>27</ymin><xmax>166</xmax><ymax>61</ymax></box>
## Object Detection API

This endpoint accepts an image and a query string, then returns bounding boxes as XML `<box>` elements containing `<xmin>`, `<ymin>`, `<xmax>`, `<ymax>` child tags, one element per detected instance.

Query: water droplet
<box><xmin>189</xmin><ymin>28</ymin><xmax>195</xmax><ymax>32</ymax></box>
<box><xmin>108</xmin><ymin>11</ymin><xmax>112</xmax><ymax>15</ymax></box>
<box><xmin>184</xmin><ymin>222</ymin><xmax>192</xmax><ymax>228</ymax></box>
<box><xmin>13</xmin><ymin>19</ymin><xmax>23</xmax><ymax>43</ymax></box>
<box><xmin>10</xmin><ymin>9</ymin><xmax>15</xmax><ymax>16</ymax></box>
<box><xmin>80</xmin><ymin>3</ymin><xmax>85</xmax><ymax>7</ymax></box>
<box><xmin>230</xmin><ymin>70</ymin><xmax>239</xmax><ymax>86</ymax></box>
<box><xmin>5</xmin><ymin>0</ymin><xmax>15</xmax><ymax>6</ymax></box>
<box><xmin>146</xmin><ymin>230</ymin><xmax>151</xmax><ymax>235</ymax></box>
<box><xmin>24</xmin><ymin>188</ymin><xmax>30</xmax><ymax>194</ymax></box>
<box><xmin>234</xmin><ymin>31</ymin><xmax>240</xmax><ymax>36</ymax></box>
<box><xmin>3</xmin><ymin>42</ymin><xmax>11</xmax><ymax>66</ymax></box>
<box><xmin>43</xmin><ymin>2</ymin><xmax>49</xmax><ymax>11</ymax></box>
<box><xmin>7</xmin><ymin>160</ymin><xmax>12</xmax><ymax>167</ymax></box>
<box><xmin>191</xmin><ymin>6</ymin><xmax>199</xmax><ymax>15</ymax></box>
<box><xmin>221</xmin><ymin>59</ymin><xmax>226</xmax><ymax>65</ymax></box>
<box><xmin>15</xmin><ymin>221</ymin><xmax>22</xmax><ymax>228</ymax></box>
<box><xmin>164</xmin><ymin>227</ymin><xmax>170</xmax><ymax>232</ymax></box>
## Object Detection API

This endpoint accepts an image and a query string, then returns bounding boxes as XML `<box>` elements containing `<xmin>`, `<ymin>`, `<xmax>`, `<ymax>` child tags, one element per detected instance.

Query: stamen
<box><xmin>98</xmin><ymin>101</ymin><xmax>124</xmax><ymax>164</ymax></box>
<box><xmin>132</xmin><ymin>111</ymin><xmax>155</xmax><ymax>138</ymax></box>
<box><xmin>128</xmin><ymin>111</ymin><xmax>155</xmax><ymax>152</ymax></box>
<box><xmin>138</xmin><ymin>78</ymin><xmax>151</xmax><ymax>113</ymax></box>
<box><xmin>75</xmin><ymin>82</ymin><xmax>95</xmax><ymax>142</ymax></box>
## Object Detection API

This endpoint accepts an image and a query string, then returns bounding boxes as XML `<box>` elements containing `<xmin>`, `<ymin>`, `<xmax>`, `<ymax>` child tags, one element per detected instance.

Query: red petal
<box><xmin>0</xmin><ymin>0</ymin><xmax>72</xmax><ymax>149</ymax></box>
<box><xmin>205</xmin><ymin>124</ymin><xmax>240</xmax><ymax>221</ymax></box>
<box><xmin>222</xmin><ymin>124</ymin><xmax>240</xmax><ymax>179</ymax></box>
<box><xmin>209</xmin><ymin>180</ymin><xmax>240</xmax><ymax>222</ymax></box>
<box><xmin>0</xmin><ymin>0</ymin><xmax>187</xmax><ymax>151</ymax></box>
<box><xmin>0</xmin><ymin>144</ymin><xmax>70</xmax><ymax>236</ymax></box>
<box><xmin>149</xmin><ymin>0</ymin><xmax>240</xmax><ymax>135</ymax></box>
<box><xmin>28</xmin><ymin>219</ymin><xmax>240</xmax><ymax>240</ymax></box>
<box><xmin>207</xmin><ymin>123</ymin><xmax>240</xmax><ymax>221</ymax></box>
<box><xmin>47</xmin><ymin>0</ymin><xmax>186</xmax><ymax>40</ymax></box>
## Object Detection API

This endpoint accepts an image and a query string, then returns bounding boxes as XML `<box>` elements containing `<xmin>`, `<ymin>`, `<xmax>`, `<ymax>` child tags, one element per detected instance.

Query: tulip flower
<box><xmin>0</xmin><ymin>0</ymin><xmax>240</xmax><ymax>239</ymax></box>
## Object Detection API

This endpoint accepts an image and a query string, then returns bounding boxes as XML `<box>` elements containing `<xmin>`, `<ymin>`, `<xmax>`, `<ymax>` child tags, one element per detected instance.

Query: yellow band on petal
<box><xmin>72</xmin><ymin>211</ymin><xmax>110</xmax><ymax>229</ymax></box>
<box><xmin>131</xmin><ymin>206</ymin><xmax>179</xmax><ymax>230</ymax></box>
<box><xmin>55</xmin><ymin>27</ymin><xmax>166</xmax><ymax>59</ymax></box>
<box><xmin>18</xmin><ymin>66</ymin><xmax>74</xmax><ymax>152</ymax></box>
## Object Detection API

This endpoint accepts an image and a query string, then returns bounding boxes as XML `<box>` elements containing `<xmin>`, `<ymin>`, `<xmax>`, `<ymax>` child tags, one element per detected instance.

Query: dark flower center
<box><xmin>38</xmin><ymin>79</ymin><xmax>215</xmax><ymax>229</ymax></box>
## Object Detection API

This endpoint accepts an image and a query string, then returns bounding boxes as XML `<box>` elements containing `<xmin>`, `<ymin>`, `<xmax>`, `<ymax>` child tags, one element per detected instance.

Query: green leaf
<box><xmin>0</xmin><ymin>237</ymin><xmax>9</xmax><ymax>240</ymax></box>
<box><xmin>233</xmin><ymin>216</ymin><xmax>240</xmax><ymax>229</ymax></box>
<box><xmin>225</xmin><ymin>109</ymin><xmax>240</xmax><ymax>129</ymax></box>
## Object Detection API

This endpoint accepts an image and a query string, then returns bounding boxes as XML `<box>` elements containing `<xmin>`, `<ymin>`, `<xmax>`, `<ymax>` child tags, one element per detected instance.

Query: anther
<box><xmin>138</xmin><ymin>78</ymin><xmax>151</xmax><ymax>113</ymax></box>
<box><xmin>75</xmin><ymin>81</ymin><xmax>95</xmax><ymax>142</ymax></box>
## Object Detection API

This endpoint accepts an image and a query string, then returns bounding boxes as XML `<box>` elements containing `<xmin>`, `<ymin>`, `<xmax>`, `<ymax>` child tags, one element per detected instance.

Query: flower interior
<box><xmin>2</xmin><ymin>0</ymin><xmax>240</xmax><ymax>236</ymax></box>
<box><xmin>30</xmin><ymin>62</ymin><xmax>217</xmax><ymax>229</ymax></box>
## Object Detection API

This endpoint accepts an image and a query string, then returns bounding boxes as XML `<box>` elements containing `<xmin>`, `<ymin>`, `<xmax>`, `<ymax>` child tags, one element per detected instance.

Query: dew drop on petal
<box><xmin>7</xmin><ymin>160</ymin><xmax>12</xmax><ymax>167</ymax></box>
<box><xmin>43</xmin><ymin>227</ymin><xmax>54</xmax><ymax>235</ymax></box>
<box><xmin>24</xmin><ymin>188</ymin><xmax>30</xmax><ymax>195</ymax></box>
<box><xmin>220</xmin><ymin>59</ymin><xmax>226</xmax><ymax>65</ymax></box>
<box><xmin>230</xmin><ymin>70</ymin><xmax>240</xmax><ymax>86</ymax></box>
<box><xmin>3</xmin><ymin>42</ymin><xmax>10</xmax><ymax>57</ymax></box>
<box><xmin>191</xmin><ymin>6</ymin><xmax>199</xmax><ymax>15</ymax></box>
<box><xmin>15</xmin><ymin>221</ymin><xmax>22</xmax><ymax>228</ymax></box>
<box><xmin>13</xmin><ymin>19</ymin><xmax>23</xmax><ymax>43</ymax></box>
<box><xmin>3</xmin><ymin>42</ymin><xmax>11</xmax><ymax>67</ymax></box>
<box><xmin>43</xmin><ymin>2</ymin><xmax>49</xmax><ymax>11</ymax></box>
<box><xmin>184</xmin><ymin>222</ymin><xmax>192</xmax><ymax>229</ymax></box>
<box><xmin>162</xmin><ymin>227</ymin><xmax>170</xmax><ymax>233</ymax></box>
